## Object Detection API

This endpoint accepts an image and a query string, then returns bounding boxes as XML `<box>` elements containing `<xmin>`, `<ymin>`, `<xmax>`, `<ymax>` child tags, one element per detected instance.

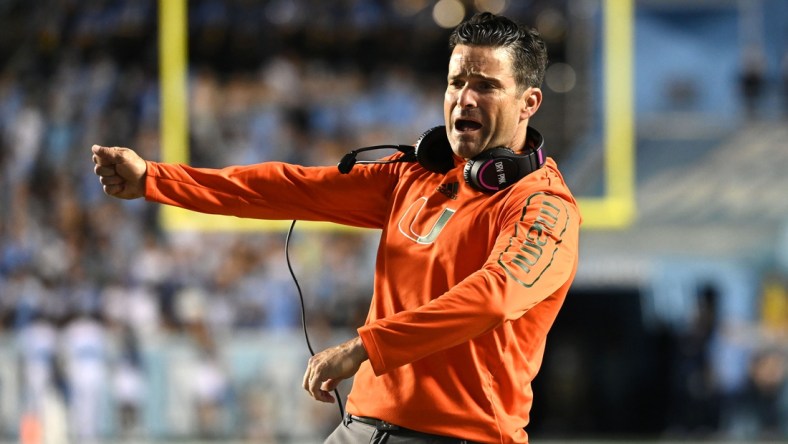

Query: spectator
<box><xmin>60</xmin><ymin>312</ymin><xmax>109</xmax><ymax>443</ymax></box>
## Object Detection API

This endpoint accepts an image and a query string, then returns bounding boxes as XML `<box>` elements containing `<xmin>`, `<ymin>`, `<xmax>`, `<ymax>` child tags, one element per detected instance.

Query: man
<box><xmin>92</xmin><ymin>13</ymin><xmax>581</xmax><ymax>443</ymax></box>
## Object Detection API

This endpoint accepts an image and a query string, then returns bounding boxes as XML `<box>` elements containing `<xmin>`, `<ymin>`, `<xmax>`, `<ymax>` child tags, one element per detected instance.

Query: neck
<box><xmin>510</xmin><ymin>122</ymin><xmax>531</xmax><ymax>154</ymax></box>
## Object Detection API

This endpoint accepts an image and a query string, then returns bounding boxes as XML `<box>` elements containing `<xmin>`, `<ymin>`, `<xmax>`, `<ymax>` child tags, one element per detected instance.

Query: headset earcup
<box><xmin>463</xmin><ymin>148</ymin><xmax>520</xmax><ymax>193</ymax></box>
<box><xmin>414</xmin><ymin>126</ymin><xmax>455</xmax><ymax>174</ymax></box>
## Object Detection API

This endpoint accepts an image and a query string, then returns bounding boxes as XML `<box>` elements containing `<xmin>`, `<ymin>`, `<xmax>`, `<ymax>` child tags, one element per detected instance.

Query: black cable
<box><xmin>285</xmin><ymin>220</ymin><xmax>346</xmax><ymax>420</ymax></box>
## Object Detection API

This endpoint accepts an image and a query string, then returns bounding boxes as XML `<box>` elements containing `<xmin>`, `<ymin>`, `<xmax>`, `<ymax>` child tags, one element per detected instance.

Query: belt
<box><xmin>345</xmin><ymin>414</ymin><xmax>477</xmax><ymax>443</ymax></box>
<box><xmin>346</xmin><ymin>414</ymin><xmax>403</xmax><ymax>431</ymax></box>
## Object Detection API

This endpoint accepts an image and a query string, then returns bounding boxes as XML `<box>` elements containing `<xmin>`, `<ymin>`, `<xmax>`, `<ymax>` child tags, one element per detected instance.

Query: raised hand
<box><xmin>91</xmin><ymin>145</ymin><xmax>147</xmax><ymax>199</ymax></box>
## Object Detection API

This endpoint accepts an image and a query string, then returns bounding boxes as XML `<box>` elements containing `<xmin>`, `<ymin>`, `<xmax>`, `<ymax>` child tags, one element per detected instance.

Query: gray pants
<box><xmin>324</xmin><ymin>414</ymin><xmax>476</xmax><ymax>444</ymax></box>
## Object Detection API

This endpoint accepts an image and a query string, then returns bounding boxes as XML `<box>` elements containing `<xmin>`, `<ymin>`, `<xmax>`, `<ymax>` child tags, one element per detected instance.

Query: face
<box><xmin>444</xmin><ymin>45</ymin><xmax>541</xmax><ymax>159</ymax></box>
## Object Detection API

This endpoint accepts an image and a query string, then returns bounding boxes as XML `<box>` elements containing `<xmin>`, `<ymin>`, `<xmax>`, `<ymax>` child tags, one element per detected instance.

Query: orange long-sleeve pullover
<box><xmin>144</xmin><ymin>152</ymin><xmax>581</xmax><ymax>443</ymax></box>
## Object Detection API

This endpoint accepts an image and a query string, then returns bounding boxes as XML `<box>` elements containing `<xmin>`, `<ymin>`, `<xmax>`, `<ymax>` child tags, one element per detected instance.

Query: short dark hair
<box><xmin>449</xmin><ymin>12</ymin><xmax>547</xmax><ymax>91</ymax></box>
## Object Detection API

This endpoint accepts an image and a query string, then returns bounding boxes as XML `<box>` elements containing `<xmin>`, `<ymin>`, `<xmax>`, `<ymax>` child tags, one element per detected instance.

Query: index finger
<box><xmin>94</xmin><ymin>164</ymin><xmax>116</xmax><ymax>177</ymax></box>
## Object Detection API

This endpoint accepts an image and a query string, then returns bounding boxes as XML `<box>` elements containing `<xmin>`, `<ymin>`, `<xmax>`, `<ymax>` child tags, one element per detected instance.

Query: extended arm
<box><xmin>92</xmin><ymin>144</ymin><xmax>404</xmax><ymax>228</ymax></box>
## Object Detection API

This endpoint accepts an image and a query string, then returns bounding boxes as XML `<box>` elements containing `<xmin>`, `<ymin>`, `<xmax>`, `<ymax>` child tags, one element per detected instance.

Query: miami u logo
<box><xmin>397</xmin><ymin>197</ymin><xmax>456</xmax><ymax>245</ymax></box>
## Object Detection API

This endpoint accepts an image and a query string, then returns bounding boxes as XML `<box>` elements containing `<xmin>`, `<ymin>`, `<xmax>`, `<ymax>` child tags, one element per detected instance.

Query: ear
<box><xmin>519</xmin><ymin>87</ymin><xmax>542</xmax><ymax>121</ymax></box>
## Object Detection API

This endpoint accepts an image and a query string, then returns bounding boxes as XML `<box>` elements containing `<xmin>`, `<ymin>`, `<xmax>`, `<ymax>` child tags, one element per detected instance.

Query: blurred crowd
<box><xmin>0</xmin><ymin>0</ymin><xmax>786</xmax><ymax>443</ymax></box>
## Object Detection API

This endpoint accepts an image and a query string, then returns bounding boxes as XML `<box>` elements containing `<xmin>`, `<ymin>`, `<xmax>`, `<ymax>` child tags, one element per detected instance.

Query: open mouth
<box><xmin>454</xmin><ymin>119</ymin><xmax>482</xmax><ymax>132</ymax></box>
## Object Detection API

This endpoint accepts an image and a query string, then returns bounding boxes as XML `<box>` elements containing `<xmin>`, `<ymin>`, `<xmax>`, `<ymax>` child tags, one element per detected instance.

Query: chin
<box><xmin>451</xmin><ymin>136</ymin><xmax>482</xmax><ymax>159</ymax></box>
<box><xmin>453</xmin><ymin>145</ymin><xmax>480</xmax><ymax>159</ymax></box>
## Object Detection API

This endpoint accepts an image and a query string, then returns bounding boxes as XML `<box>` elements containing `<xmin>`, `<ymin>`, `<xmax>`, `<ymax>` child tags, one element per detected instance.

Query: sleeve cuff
<box><xmin>143</xmin><ymin>160</ymin><xmax>159</xmax><ymax>201</ymax></box>
<box><xmin>357</xmin><ymin>325</ymin><xmax>386</xmax><ymax>376</ymax></box>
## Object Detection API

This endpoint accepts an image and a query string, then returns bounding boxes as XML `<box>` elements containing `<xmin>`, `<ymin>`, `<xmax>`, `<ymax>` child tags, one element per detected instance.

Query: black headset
<box><xmin>338</xmin><ymin>125</ymin><xmax>545</xmax><ymax>193</ymax></box>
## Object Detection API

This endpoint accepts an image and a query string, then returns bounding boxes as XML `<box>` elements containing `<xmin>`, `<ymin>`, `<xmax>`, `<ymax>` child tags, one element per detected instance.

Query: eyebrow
<box><xmin>447</xmin><ymin>72</ymin><xmax>505</xmax><ymax>86</ymax></box>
